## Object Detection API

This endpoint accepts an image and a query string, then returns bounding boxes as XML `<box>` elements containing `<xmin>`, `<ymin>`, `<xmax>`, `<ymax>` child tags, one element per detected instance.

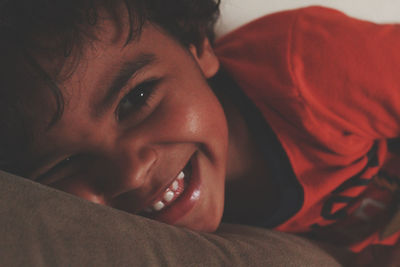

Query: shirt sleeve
<box><xmin>216</xmin><ymin>6</ymin><xmax>400</xmax><ymax>141</ymax></box>
<box><xmin>289</xmin><ymin>6</ymin><xmax>400</xmax><ymax>139</ymax></box>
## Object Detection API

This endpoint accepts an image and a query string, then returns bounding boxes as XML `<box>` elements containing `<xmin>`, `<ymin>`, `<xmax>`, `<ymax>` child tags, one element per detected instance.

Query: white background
<box><xmin>216</xmin><ymin>0</ymin><xmax>400</xmax><ymax>36</ymax></box>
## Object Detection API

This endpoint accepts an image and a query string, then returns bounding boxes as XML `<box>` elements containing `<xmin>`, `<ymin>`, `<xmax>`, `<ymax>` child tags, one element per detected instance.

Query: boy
<box><xmin>0</xmin><ymin>0</ymin><xmax>399</xmax><ymax>259</ymax></box>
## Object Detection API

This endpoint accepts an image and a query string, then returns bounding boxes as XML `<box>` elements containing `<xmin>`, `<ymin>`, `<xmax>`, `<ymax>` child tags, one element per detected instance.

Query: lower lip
<box><xmin>151</xmin><ymin>154</ymin><xmax>201</xmax><ymax>225</ymax></box>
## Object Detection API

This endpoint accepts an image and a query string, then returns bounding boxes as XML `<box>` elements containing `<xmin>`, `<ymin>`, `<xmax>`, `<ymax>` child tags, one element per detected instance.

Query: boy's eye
<box><xmin>116</xmin><ymin>79</ymin><xmax>158</xmax><ymax>120</ymax></box>
<box><xmin>35</xmin><ymin>156</ymin><xmax>76</xmax><ymax>184</ymax></box>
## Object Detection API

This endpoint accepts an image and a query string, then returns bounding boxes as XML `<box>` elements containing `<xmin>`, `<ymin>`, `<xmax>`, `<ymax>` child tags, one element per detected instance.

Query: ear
<box><xmin>189</xmin><ymin>38</ymin><xmax>220</xmax><ymax>78</ymax></box>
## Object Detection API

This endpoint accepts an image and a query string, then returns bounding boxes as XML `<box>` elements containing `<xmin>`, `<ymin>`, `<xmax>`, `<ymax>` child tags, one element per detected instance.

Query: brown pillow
<box><xmin>0</xmin><ymin>170</ymin><xmax>341</xmax><ymax>266</ymax></box>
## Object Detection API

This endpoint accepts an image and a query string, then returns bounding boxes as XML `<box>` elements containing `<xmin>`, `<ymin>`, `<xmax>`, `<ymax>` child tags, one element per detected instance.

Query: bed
<box><xmin>2</xmin><ymin>1</ymin><xmax>399</xmax><ymax>266</ymax></box>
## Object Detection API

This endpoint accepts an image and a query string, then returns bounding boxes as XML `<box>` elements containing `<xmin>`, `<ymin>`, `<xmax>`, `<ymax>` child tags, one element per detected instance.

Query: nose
<box><xmin>106</xmin><ymin>145</ymin><xmax>158</xmax><ymax>197</ymax></box>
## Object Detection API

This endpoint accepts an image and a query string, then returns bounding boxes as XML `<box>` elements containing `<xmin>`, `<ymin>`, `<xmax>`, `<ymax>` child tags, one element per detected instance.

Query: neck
<box><xmin>210</xmin><ymin>70</ymin><xmax>279</xmax><ymax>225</ymax></box>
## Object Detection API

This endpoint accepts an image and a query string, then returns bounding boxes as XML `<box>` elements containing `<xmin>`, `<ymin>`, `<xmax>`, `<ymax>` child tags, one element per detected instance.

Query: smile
<box><xmin>144</xmin><ymin>161</ymin><xmax>192</xmax><ymax>213</ymax></box>
<box><xmin>143</xmin><ymin>153</ymin><xmax>201</xmax><ymax>224</ymax></box>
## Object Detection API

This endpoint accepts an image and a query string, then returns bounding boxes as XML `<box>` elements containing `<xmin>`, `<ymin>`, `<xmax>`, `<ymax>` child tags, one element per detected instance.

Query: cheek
<box><xmin>150</xmin><ymin>84</ymin><xmax>228</xmax><ymax>149</ymax></box>
<box><xmin>192</xmin><ymin>88</ymin><xmax>229</xmax><ymax>152</ymax></box>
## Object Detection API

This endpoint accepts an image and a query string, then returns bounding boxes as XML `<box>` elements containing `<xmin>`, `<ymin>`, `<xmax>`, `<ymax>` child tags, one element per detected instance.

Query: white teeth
<box><xmin>153</xmin><ymin>201</ymin><xmax>165</xmax><ymax>211</ymax></box>
<box><xmin>177</xmin><ymin>171</ymin><xmax>185</xmax><ymax>180</ymax></box>
<box><xmin>146</xmin><ymin>169</ymin><xmax>186</xmax><ymax>213</ymax></box>
<box><xmin>171</xmin><ymin>180</ymin><xmax>179</xmax><ymax>191</ymax></box>
<box><xmin>164</xmin><ymin>191</ymin><xmax>174</xmax><ymax>202</ymax></box>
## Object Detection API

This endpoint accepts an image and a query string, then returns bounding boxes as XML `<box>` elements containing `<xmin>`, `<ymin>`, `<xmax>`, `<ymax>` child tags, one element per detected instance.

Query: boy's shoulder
<box><xmin>214</xmin><ymin>6</ymin><xmax>354</xmax><ymax>101</ymax></box>
<box><xmin>216</xmin><ymin>6</ymin><xmax>348</xmax><ymax>45</ymax></box>
<box><xmin>215</xmin><ymin>4</ymin><xmax>400</xmax><ymax>148</ymax></box>
<box><xmin>215</xmin><ymin>4</ymin><xmax>400</xmax><ymax>106</ymax></box>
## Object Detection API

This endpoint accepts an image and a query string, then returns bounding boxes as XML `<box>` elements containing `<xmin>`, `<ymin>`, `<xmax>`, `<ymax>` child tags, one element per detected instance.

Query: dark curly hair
<box><xmin>0</xmin><ymin>0</ymin><xmax>221</xmax><ymax>173</ymax></box>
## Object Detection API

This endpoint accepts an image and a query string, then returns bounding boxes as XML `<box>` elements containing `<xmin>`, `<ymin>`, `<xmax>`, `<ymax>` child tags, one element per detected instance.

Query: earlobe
<box><xmin>189</xmin><ymin>38</ymin><xmax>220</xmax><ymax>78</ymax></box>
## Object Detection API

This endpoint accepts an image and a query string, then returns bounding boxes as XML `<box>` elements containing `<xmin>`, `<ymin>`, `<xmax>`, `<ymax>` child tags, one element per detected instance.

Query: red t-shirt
<box><xmin>215</xmin><ymin>6</ymin><xmax>400</xmax><ymax>252</ymax></box>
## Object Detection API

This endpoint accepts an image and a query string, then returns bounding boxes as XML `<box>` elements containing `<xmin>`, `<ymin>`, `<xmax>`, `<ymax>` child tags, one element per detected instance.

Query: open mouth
<box><xmin>143</xmin><ymin>157</ymin><xmax>193</xmax><ymax>214</ymax></box>
<box><xmin>140</xmin><ymin>152</ymin><xmax>201</xmax><ymax>225</ymax></box>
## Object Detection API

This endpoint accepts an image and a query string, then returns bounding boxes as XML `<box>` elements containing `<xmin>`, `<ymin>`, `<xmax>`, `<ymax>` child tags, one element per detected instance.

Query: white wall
<box><xmin>216</xmin><ymin>0</ymin><xmax>400</xmax><ymax>36</ymax></box>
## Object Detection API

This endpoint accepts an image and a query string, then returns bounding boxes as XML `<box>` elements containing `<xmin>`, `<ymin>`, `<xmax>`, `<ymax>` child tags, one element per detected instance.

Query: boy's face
<box><xmin>26</xmin><ymin>19</ymin><xmax>228</xmax><ymax>231</ymax></box>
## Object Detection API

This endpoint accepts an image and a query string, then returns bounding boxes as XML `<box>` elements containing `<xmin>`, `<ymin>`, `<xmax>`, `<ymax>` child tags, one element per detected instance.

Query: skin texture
<box><xmin>24</xmin><ymin>17</ymin><xmax>228</xmax><ymax>231</ymax></box>
<box><xmin>21</xmin><ymin>10</ymin><xmax>276</xmax><ymax>232</ymax></box>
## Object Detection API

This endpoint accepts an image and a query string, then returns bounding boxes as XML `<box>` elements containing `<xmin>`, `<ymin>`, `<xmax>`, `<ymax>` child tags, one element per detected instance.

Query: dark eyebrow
<box><xmin>94</xmin><ymin>53</ymin><xmax>158</xmax><ymax>117</ymax></box>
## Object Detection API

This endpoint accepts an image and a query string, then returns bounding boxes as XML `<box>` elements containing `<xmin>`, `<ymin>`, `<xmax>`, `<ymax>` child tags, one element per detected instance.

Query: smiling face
<box><xmin>23</xmin><ymin>17</ymin><xmax>229</xmax><ymax>231</ymax></box>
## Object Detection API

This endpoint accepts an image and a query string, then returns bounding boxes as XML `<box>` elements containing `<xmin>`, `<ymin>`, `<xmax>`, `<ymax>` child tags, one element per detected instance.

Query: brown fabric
<box><xmin>0</xmin><ymin>170</ymin><xmax>341</xmax><ymax>266</ymax></box>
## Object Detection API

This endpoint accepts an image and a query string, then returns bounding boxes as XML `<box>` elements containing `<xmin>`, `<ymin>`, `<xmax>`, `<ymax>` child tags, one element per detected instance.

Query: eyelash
<box><xmin>36</xmin><ymin>156</ymin><xmax>75</xmax><ymax>184</ymax></box>
<box><xmin>116</xmin><ymin>79</ymin><xmax>159</xmax><ymax>121</ymax></box>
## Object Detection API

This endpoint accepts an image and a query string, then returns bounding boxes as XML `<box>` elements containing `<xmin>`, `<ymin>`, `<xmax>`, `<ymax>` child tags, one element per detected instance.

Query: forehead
<box><xmin>59</xmin><ymin>21</ymin><xmax>184</xmax><ymax>101</ymax></box>
<box><xmin>60</xmin><ymin>10</ymin><xmax>184</xmax><ymax>77</ymax></box>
